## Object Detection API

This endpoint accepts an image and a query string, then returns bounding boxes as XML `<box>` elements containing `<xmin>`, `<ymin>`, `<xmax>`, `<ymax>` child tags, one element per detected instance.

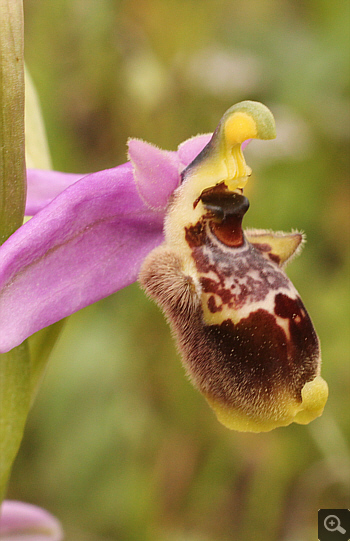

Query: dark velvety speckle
<box><xmin>183</xmin><ymin>304</ymin><xmax>319</xmax><ymax>405</ymax></box>
<box><xmin>274</xmin><ymin>293</ymin><xmax>319</xmax><ymax>362</ymax></box>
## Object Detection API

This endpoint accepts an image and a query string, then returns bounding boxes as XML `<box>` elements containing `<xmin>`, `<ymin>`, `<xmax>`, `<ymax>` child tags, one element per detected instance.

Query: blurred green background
<box><xmin>8</xmin><ymin>0</ymin><xmax>350</xmax><ymax>540</ymax></box>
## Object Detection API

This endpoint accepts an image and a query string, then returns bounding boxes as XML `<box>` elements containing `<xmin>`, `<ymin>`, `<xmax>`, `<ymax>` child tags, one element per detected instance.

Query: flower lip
<box><xmin>140</xmin><ymin>101</ymin><xmax>327</xmax><ymax>432</ymax></box>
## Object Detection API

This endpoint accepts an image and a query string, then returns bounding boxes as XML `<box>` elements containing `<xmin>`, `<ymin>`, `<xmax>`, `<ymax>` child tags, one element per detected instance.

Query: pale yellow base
<box><xmin>206</xmin><ymin>376</ymin><xmax>329</xmax><ymax>433</ymax></box>
<box><xmin>293</xmin><ymin>376</ymin><xmax>329</xmax><ymax>425</ymax></box>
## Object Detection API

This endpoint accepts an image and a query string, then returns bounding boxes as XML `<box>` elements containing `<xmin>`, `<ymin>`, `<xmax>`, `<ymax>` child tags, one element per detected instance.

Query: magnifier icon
<box><xmin>324</xmin><ymin>514</ymin><xmax>346</xmax><ymax>534</ymax></box>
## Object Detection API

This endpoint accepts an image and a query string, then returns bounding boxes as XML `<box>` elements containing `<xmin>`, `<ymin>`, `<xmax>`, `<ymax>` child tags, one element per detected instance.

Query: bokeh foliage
<box><xmin>8</xmin><ymin>0</ymin><xmax>349</xmax><ymax>540</ymax></box>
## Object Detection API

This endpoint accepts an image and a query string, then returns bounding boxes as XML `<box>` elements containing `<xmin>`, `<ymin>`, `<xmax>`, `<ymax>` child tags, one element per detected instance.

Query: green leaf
<box><xmin>28</xmin><ymin>320</ymin><xmax>66</xmax><ymax>407</ymax></box>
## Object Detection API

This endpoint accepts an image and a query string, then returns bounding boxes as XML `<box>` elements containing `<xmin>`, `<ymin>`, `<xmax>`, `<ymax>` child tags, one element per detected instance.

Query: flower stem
<box><xmin>0</xmin><ymin>0</ymin><xmax>26</xmax><ymax>244</ymax></box>
<box><xmin>0</xmin><ymin>0</ymin><xmax>30</xmax><ymax>503</ymax></box>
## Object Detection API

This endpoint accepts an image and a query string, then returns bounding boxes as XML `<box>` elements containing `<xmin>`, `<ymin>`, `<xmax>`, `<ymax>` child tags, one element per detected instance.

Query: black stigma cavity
<box><xmin>200</xmin><ymin>189</ymin><xmax>250</xmax><ymax>222</ymax></box>
<box><xmin>198</xmin><ymin>187</ymin><xmax>250</xmax><ymax>247</ymax></box>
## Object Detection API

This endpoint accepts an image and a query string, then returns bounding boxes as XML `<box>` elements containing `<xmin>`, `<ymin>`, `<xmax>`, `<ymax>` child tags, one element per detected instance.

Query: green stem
<box><xmin>0</xmin><ymin>0</ymin><xmax>26</xmax><ymax>243</ymax></box>
<box><xmin>0</xmin><ymin>0</ymin><xmax>30</xmax><ymax>502</ymax></box>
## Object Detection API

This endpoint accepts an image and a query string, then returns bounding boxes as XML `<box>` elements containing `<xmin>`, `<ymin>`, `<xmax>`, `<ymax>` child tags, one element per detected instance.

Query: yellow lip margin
<box><xmin>205</xmin><ymin>375</ymin><xmax>328</xmax><ymax>433</ymax></box>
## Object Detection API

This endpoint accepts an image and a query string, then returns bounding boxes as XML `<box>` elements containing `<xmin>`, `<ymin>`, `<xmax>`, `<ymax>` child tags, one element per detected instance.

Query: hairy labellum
<box><xmin>139</xmin><ymin>101</ymin><xmax>328</xmax><ymax>432</ymax></box>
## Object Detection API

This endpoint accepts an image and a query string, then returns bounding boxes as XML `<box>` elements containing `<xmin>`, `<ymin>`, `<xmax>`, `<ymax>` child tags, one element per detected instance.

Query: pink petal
<box><xmin>0</xmin><ymin>163</ymin><xmax>164</xmax><ymax>353</ymax></box>
<box><xmin>26</xmin><ymin>169</ymin><xmax>83</xmax><ymax>216</ymax></box>
<box><xmin>177</xmin><ymin>133</ymin><xmax>212</xmax><ymax>167</ymax></box>
<box><xmin>0</xmin><ymin>501</ymin><xmax>63</xmax><ymax>541</ymax></box>
<box><xmin>128</xmin><ymin>139</ymin><xmax>180</xmax><ymax>210</ymax></box>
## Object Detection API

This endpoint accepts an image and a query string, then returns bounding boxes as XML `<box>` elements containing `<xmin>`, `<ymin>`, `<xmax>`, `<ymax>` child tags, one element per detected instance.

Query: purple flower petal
<box><xmin>26</xmin><ymin>169</ymin><xmax>83</xmax><ymax>216</ymax></box>
<box><xmin>177</xmin><ymin>134</ymin><xmax>212</xmax><ymax>166</ymax></box>
<box><xmin>0</xmin><ymin>163</ymin><xmax>164</xmax><ymax>353</ymax></box>
<box><xmin>2</xmin><ymin>133</ymin><xmax>251</xmax><ymax>352</ymax></box>
<box><xmin>127</xmin><ymin>134</ymin><xmax>220</xmax><ymax>210</ymax></box>
<box><xmin>128</xmin><ymin>139</ymin><xmax>180</xmax><ymax>210</ymax></box>
<box><xmin>25</xmin><ymin>135</ymin><xmax>248</xmax><ymax>217</ymax></box>
<box><xmin>0</xmin><ymin>500</ymin><xmax>63</xmax><ymax>541</ymax></box>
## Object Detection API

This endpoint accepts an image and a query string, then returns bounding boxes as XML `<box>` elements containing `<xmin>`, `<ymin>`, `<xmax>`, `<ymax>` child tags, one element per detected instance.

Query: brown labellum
<box><xmin>139</xmin><ymin>102</ymin><xmax>328</xmax><ymax>432</ymax></box>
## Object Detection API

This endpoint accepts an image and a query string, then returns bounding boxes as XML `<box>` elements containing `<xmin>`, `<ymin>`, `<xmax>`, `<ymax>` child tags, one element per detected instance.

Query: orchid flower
<box><xmin>139</xmin><ymin>101</ymin><xmax>328</xmax><ymax>432</ymax></box>
<box><xmin>0</xmin><ymin>100</ymin><xmax>327</xmax><ymax>433</ymax></box>
<box><xmin>0</xmin><ymin>500</ymin><xmax>63</xmax><ymax>541</ymax></box>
